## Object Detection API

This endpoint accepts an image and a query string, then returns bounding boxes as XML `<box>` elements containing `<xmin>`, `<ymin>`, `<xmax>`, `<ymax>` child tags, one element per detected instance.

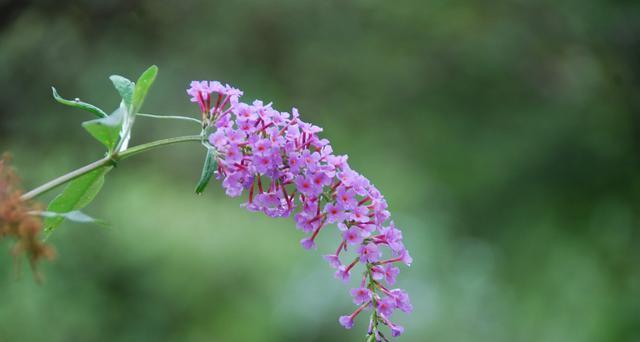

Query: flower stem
<box><xmin>20</xmin><ymin>134</ymin><xmax>202</xmax><ymax>201</ymax></box>
<box><xmin>137</xmin><ymin>113</ymin><xmax>201</xmax><ymax>124</ymax></box>
<box><xmin>117</xmin><ymin>135</ymin><xmax>202</xmax><ymax>160</ymax></box>
<box><xmin>21</xmin><ymin>157</ymin><xmax>112</xmax><ymax>201</ymax></box>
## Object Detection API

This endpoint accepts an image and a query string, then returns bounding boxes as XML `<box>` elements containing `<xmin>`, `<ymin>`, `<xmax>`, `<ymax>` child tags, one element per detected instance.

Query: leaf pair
<box><xmin>109</xmin><ymin>66</ymin><xmax>158</xmax><ymax>151</ymax></box>
<box><xmin>45</xmin><ymin>66</ymin><xmax>159</xmax><ymax>236</ymax></box>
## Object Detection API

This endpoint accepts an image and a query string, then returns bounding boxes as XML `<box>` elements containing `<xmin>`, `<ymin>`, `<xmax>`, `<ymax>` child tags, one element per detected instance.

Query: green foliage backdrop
<box><xmin>1</xmin><ymin>0</ymin><xmax>639</xmax><ymax>341</ymax></box>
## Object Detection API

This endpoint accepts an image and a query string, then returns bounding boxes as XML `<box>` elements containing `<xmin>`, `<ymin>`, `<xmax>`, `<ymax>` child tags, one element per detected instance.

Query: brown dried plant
<box><xmin>0</xmin><ymin>153</ymin><xmax>54</xmax><ymax>280</ymax></box>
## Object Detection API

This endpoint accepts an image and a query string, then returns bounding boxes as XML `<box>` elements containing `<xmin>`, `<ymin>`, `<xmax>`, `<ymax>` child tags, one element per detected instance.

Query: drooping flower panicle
<box><xmin>188</xmin><ymin>81</ymin><xmax>413</xmax><ymax>340</ymax></box>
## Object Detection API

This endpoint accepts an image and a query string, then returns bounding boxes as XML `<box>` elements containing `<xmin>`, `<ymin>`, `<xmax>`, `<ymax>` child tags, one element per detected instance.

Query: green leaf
<box><xmin>81</xmin><ymin>106</ymin><xmax>125</xmax><ymax>151</ymax></box>
<box><xmin>51</xmin><ymin>87</ymin><xmax>108</xmax><ymax>118</ymax></box>
<box><xmin>112</xmin><ymin>66</ymin><xmax>158</xmax><ymax>152</ymax></box>
<box><xmin>131</xmin><ymin>65</ymin><xmax>158</xmax><ymax>115</ymax></box>
<box><xmin>44</xmin><ymin>166</ymin><xmax>112</xmax><ymax>235</ymax></box>
<box><xmin>109</xmin><ymin>75</ymin><xmax>135</xmax><ymax>108</ymax></box>
<box><xmin>38</xmin><ymin>210</ymin><xmax>108</xmax><ymax>227</ymax></box>
<box><xmin>195</xmin><ymin>149</ymin><xmax>217</xmax><ymax>194</ymax></box>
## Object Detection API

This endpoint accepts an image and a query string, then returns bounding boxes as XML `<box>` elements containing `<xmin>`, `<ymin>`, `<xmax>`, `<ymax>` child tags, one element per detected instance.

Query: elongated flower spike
<box><xmin>187</xmin><ymin>81</ymin><xmax>412</xmax><ymax>339</ymax></box>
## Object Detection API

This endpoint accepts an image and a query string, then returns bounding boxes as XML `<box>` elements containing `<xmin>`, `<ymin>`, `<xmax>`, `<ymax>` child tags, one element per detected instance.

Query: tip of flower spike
<box><xmin>338</xmin><ymin>315</ymin><xmax>354</xmax><ymax>329</ymax></box>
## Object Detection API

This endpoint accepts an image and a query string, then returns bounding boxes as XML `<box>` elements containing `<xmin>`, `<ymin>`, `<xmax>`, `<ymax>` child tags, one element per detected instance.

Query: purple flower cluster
<box><xmin>188</xmin><ymin>80</ymin><xmax>413</xmax><ymax>340</ymax></box>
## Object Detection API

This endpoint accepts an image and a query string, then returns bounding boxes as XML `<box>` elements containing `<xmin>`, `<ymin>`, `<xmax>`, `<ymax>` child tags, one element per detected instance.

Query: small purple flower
<box><xmin>377</xmin><ymin>296</ymin><xmax>396</xmax><ymax>318</ymax></box>
<box><xmin>237</xmin><ymin>118</ymin><xmax>256</xmax><ymax>134</ymax></box>
<box><xmin>252</xmin><ymin>154</ymin><xmax>273</xmax><ymax>174</ymax></box>
<box><xmin>338</xmin><ymin>315</ymin><xmax>354</xmax><ymax>329</ymax></box>
<box><xmin>209</xmin><ymin>131</ymin><xmax>227</xmax><ymax>148</ymax></box>
<box><xmin>339</xmin><ymin>302</ymin><xmax>367</xmax><ymax>330</ymax></box>
<box><xmin>378</xmin><ymin>249</ymin><xmax>413</xmax><ymax>267</ymax></box>
<box><xmin>335</xmin><ymin>265</ymin><xmax>350</xmax><ymax>283</ymax></box>
<box><xmin>336</xmin><ymin>186</ymin><xmax>357</xmax><ymax>209</ymax></box>
<box><xmin>287</xmin><ymin>152</ymin><xmax>302</xmax><ymax>173</ymax></box>
<box><xmin>252</xmin><ymin>138</ymin><xmax>272</xmax><ymax>156</ymax></box>
<box><xmin>300</xmin><ymin>149</ymin><xmax>321</xmax><ymax>170</ymax></box>
<box><xmin>337</xmin><ymin>168</ymin><xmax>362</xmax><ymax>189</ymax></box>
<box><xmin>235</xmin><ymin>103</ymin><xmax>257</xmax><ymax>121</ymax></box>
<box><xmin>327</xmin><ymin>154</ymin><xmax>348</xmax><ymax>169</ymax></box>
<box><xmin>294</xmin><ymin>211</ymin><xmax>317</xmax><ymax>233</ymax></box>
<box><xmin>225</xmin><ymin>144</ymin><xmax>243</xmax><ymax>163</ymax></box>
<box><xmin>295</xmin><ymin>175</ymin><xmax>319</xmax><ymax>196</ymax></box>
<box><xmin>286</xmin><ymin>124</ymin><xmax>301</xmax><ymax>140</ymax></box>
<box><xmin>300</xmin><ymin>237</ymin><xmax>317</xmax><ymax>250</ymax></box>
<box><xmin>391</xmin><ymin>324</ymin><xmax>405</xmax><ymax>337</ymax></box>
<box><xmin>390</xmin><ymin>289</ymin><xmax>413</xmax><ymax>313</ymax></box>
<box><xmin>226</xmin><ymin>129</ymin><xmax>246</xmax><ymax>144</ymax></box>
<box><xmin>400</xmin><ymin>249</ymin><xmax>413</xmax><ymax>266</ymax></box>
<box><xmin>350</xmin><ymin>287</ymin><xmax>372</xmax><ymax>305</ymax></box>
<box><xmin>324</xmin><ymin>202</ymin><xmax>345</xmax><ymax>223</ymax></box>
<box><xmin>384</xmin><ymin>264</ymin><xmax>400</xmax><ymax>285</ymax></box>
<box><xmin>208</xmin><ymin>80</ymin><xmax>224</xmax><ymax>94</ymax></box>
<box><xmin>383</xmin><ymin>222</ymin><xmax>405</xmax><ymax>252</ymax></box>
<box><xmin>323</xmin><ymin>254</ymin><xmax>341</xmax><ymax>269</ymax></box>
<box><xmin>350</xmin><ymin>205</ymin><xmax>370</xmax><ymax>223</ymax></box>
<box><xmin>343</xmin><ymin>227</ymin><xmax>363</xmax><ymax>245</ymax></box>
<box><xmin>311</xmin><ymin>171</ymin><xmax>332</xmax><ymax>188</ymax></box>
<box><xmin>370</xmin><ymin>266</ymin><xmax>385</xmax><ymax>281</ymax></box>
<box><xmin>187</xmin><ymin>80</ymin><xmax>211</xmax><ymax>113</ymax></box>
<box><xmin>221</xmin><ymin>172</ymin><xmax>244</xmax><ymax>197</ymax></box>
<box><xmin>358</xmin><ymin>243</ymin><xmax>381</xmax><ymax>263</ymax></box>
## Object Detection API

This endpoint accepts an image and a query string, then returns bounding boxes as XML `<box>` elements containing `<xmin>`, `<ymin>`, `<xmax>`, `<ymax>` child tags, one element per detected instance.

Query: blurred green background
<box><xmin>1</xmin><ymin>0</ymin><xmax>639</xmax><ymax>341</ymax></box>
